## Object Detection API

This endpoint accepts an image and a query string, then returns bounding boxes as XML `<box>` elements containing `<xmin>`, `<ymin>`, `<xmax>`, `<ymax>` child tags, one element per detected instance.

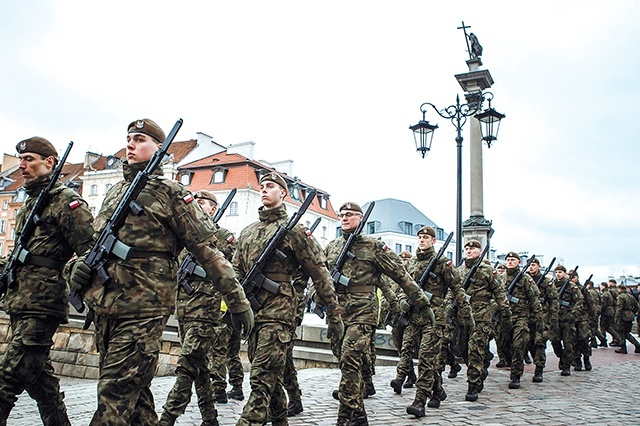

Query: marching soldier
<box><xmin>570</xmin><ymin>271</ymin><xmax>592</xmax><ymax>371</ymax></box>
<box><xmin>0</xmin><ymin>137</ymin><xmax>95</xmax><ymax>425</ymax></box>
<box><xmin>69</xmin><ymin>119</ymin><xmax>254</xmax><ymax>425</ymax></box>
<box><xmin>614</xmin><ymin>283</ymin><xmax>640</xmax><ymax>354</ymax></box>
<box><xmin>553</xmin><ymin>265</ymin><xmax>584</xmax><ymax>377</ymax></box>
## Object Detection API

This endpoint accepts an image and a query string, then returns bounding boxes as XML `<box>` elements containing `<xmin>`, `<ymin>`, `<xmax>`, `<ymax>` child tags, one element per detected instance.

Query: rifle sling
<box><xmin>346</xmin><ymin>285</ymin><xmax>375</xmax><ymax>293</ymax></box>
<box><xmin>263</xmin><ymin>273</ymin><xmax>292</xmax><ymax>283</ymax></box>
<box><xmin>471</xmin><ymin>295</ymin><xmax>491</xmax><ymax>303</ymax></box>
<box><xmin>14</xmin><ymin>248</ymin><xmax>65</xmax><ymax>272</ymax></box>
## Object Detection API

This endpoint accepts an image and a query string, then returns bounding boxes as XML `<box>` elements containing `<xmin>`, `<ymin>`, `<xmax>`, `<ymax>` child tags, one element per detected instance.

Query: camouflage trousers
<box><xmin>209</xmin><ymin>322</ymin><xmax>244</xmax><ymax>391</ymax></box>
<box><xmin>361</xmin><ymin>329</ymin><xmax>377</xmax><ymax>387</ymax></box>
<box><xmin>91</xmin><ymin>314</ymin><xmax>168</xmax><ymax>426</ymax></box>
<box><xmin>162</xmin><ymin>320</ymin><xmax>217</xmax><ymax>423</ymax></box>
<box><xmin>237</xmin><ymin>322</ymin><xmax>291</xmax><ymax>426</ymax></box>
<box><xmin>465</xmin><ymin>322</ymin><xmax>494</xmax><ymax>387</ymax></box>
<box><xmin>557</xmin><ymin>319</ymin><xmax>577</xmax><ymax>371</ymax></box>
<box><xmin>574</xmin><ymin>320</ymin><xmax>592</xmax><ymax>362</ymax></box>
<box><xmin>331</xmin><ymin>323</ymin><xmax>373</xmax><ymax>418</ymax></box>
<box><xmin>509</xmin><ymin>318</ymin><xmax>530</xmax><ymax>378</ymax></box>
<box><xmin>283</xmin><ymin>326</ymin><xmax>301</xmax><ymax>401</ymax></box>
<box><xmin>413</xmin><ymin>323</ymin><xmax>444</xmax><ymax>403</ymax></box>
<box><xmin>527</xmin><ymin>322</ymin><xmax>546</xmax><ymax>369</ymax></box>
<box><xmin>600</xmin><ymin>314</ymin><xmax>620</xmax><ymax>343</ymax></box>
<box><xmin>495</xmin><ymin>318</ymin><xmax>512</xmax><ymax>364</ymax></box>
<box><xmin>0</xmin><ymin>315</ymin><xmax>70</xmax><ymax>425</ymax></box>
<box><xmin>616</xmin><ymin>320</ymin><xmax>640</xmax><ymax>351</ymax></box>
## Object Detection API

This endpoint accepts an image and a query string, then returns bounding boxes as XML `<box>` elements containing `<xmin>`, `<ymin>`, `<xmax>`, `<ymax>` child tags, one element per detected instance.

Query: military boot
<box><xmin>390</xmin><ymin>378</ymin><xmax>404</xmax><ymax>394</ymax></box>
<box><xmin>508</xmin><ymin>375</ymin><xmax>520</xmax><ymax>389</ymax></box>
<box><xmin>574</xmin><ymin>358</ymin><xmax>582</xmax><ymax>371</ymax></box>
<box><xmin>403</xmin><ymin>371</ymin><xmax>416</xmax><ymax>388</ymax></box>
<box><xmin>465</xmin><ymin>385</ymin><xmax>478</xmax><ymax>402</ymax></box>
<box><xmin>363</xmin><ymin>381</ymin><xmax>376</xmax><ymax>399</ymax></box>
<box><xmin>427</xmin><ymin>388</ymin><xmax>446</xmax><ymax>408</ymax></box>
<box><xmin>532</xmin><ymin>366</ymin><xmax>543</xmax><ymax>383</ymax></box>
<box><xmin>584</xmin><ymin>356</ymin><xmax>592</xmax><ymax>371</ymax></box>
<box><xmin>336</xmin><ymin>418</ymin><xmax>350</xmax><ymax>426</ymax></box>
<box><xmin>201</xmin><ymin>420</ymin><xmax>220</xmax><ymax>426</ymax></box>
<box><xmin>406</xmin><ymin>398</ymin><xmax>425</xmax><ymax>418</ymax></box>
<box><xmin>287</xmin><ymin>399</ymin><xmax>303</xmax><ymax>416</ymax></box>
<box><xmin>159</xmin><ymin>412</ymin><xmax>177</xmax><ymax>426</ymax></box>
<box><xmin>615</xmin><ymin>345</ymin><xmax>628</xmax><ymax>354</ymax></box>
<box><xmin>226</xmin><ymin>385</ymin><xmax>244</xmax><ymax>401</ymax></box>
<box><xmin>635</xmin><ymin>345</ymin><xmax>640</xmax><ymax>354</ymax></box>
<box><xmin>350</xmin><ymin>411</ymin><xmax>369</xmax><ymax>426</ymax></box>
<box><xmin>213</xmin><ymin>389</ymin><xmax>228</xmax><ymax>404</ymax></box>
<box><xmin>332</xmin><ymin>389</ymin><xmax>339</xmax><ymax>400</ymax></box>
<box><xmin>448</xmin><ymin>363</ymin><xmax>462</xmax><ymax>378</ymax></box>
<box><xmin>560</xmin><ymin>369</ymin><xmax>571</xmax><ymax>376</ymax></box>
<box><xmin>598</xmin><ymin>339</ymin><xmax>608</xmax><ymax>347</ymax></box>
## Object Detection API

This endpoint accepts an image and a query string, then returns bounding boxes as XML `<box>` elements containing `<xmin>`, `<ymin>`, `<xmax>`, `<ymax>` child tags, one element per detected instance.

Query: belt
<box><xmin>15</xmin><ymin>247</ymin><xmax>65</xmax><ymax>272</ymax></box>
<box><xmin>347</xmin><ymin>285</ymin><xmax>375</xmax><ymax>293</ymax></box>
<box><xmin>471</xmin><ymin>295</ymin><xmax>491</xmax><ymax>303</ymax></box>
<box><xmin>127</xmin><ymin>249</ymin><xmax>173</xmax><ymax>261</ymax></box>
<box><xmin>264</xmin><ymin>273</ymin><xmax>292</xmax><ymax>283</ymax></box>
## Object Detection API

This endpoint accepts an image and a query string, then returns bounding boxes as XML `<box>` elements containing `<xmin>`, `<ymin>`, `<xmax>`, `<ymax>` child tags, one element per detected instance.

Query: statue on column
<box><xmin>468</xmin><ymin>33</ymin><xmax>483</xmax><ymax>59</ymax></box>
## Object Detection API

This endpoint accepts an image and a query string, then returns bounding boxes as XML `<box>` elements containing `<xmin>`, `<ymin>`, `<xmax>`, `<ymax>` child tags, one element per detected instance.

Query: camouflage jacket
<box><xmin>530</xmin><ymin>271</ymin><xmax>559</xmax><ymax>328</ymax></box>
<box><xmin>458</xmin><ymin>257</ymin><xmax>511</xmax><ymax>324</ymax></box>
<box><xmin>233</xmin><ymin>204</ymin><xmax>342</xmax><ymax>327</ymax></box>
<box><xmin>589</xmin><ymin>288</ymin><xmax>602</xmax><ymax>316</ymax></box>
<box><xmin>504</xmin><ymin>267</ymin><xmax>543</xmax><ymax>323</ymax></box>
<box><xmin>578</xmin><ymin>283</ymin><xmax>596</xmax><ymax>321</ymax></box>
<box><xmin>556</xmin><ymin>278</ymin><xmax>584</xmax><ymax>322</ymax></box>
<box><xmin>615</xmin><ymin>290</ymin><xmax>638</xmax><ymax>323</ymax></box>
<box><xmin>83</xmin><ymin>161</ymin><xmax>249</xmax><ymax>318</ymax></box>
<box><xmin>601</xmin><ymin>288</ymin><xmax>616</xmax><ymax>317</ymax></box>
<box><xmin>4</xmin><ymin>174</ymin><xmax>94</xmax><ymax>321</ymax></box>
<box><xmin>325</xmin><ymin>233</ymin><xmax>427</xmax><ymax>327</ymax></box>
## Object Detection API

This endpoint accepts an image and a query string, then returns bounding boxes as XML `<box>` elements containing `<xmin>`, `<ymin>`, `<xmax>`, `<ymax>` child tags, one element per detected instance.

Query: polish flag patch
<box><xmin>68</xmin><ymin>200</ymin><xmax>81</xmax><ymax>210</ymax></box>
<box><xmin>382</xmin><ymin>244</ymin><xmax>388</xmax><ymax>251</ymax></box>
<box><xmin>226</xmin><ymin>235</ymin><xmax>235</xmax><ymax>243</ymax></box>
<box><xmin>305</xmin><ymin>229</ymin><xmax>312</xmax><ymax>236</ymax></box>
<box><xmin>183</xmin><ymin>194</ymin><xmax>194</xmax><ymax>204</ymax></box>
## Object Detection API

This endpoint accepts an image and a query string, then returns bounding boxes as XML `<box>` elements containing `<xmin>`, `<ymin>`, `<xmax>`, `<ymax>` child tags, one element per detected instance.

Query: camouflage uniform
<box><xmin>504</xmin><ymin>267</ymin><xmax>543</xmax><ymax>386</ymax></box>
<box><xmin>527</xmin><ymin>269</ymin><xmax>558</xmax><ymax>378</ymax></box>
<box><xmin>234</xmin><ymin>204</ymin><xmax>342</xmax><ymax>426</ymax></box>
<box><xmin>493</xmin><ymin>272</ymin><xmax>513</xmax><ymax>367</ymax></box>
<box><xmin>573</xmin><ymin>281</ymin><xmax>593</xmax><ymax>370</ymax></box>
<box><xmin>397</xmin><ymin>247</ymin><xmax>469</xmax><ymax>410</ymax></box>
<box><xmin>600</xmin><ymin>286</ymin><xmax>619</xmax><ymax>345</ymax></box>
<box><xmin>0</xmin><ymin>172</ymin><xmax>94</xmax><ymax>425</ymax></box>
<box><xmin>588</xmin><ymin>286</ymin><xmax>605</xmax><ymax>346</ymax></box>
<box><xmin>282</xmin><ymin>270</ymin><xmax>308</xmax><ymax>415</ymax></box>
<box><xmin>325</xmin><ymin>232</ymin><xmax>430</xmax><ymax>423</ymax></box>
<box><xmin>83</xmin><ymin>161</ymin><xmax>250</xmax><ymax>426</ymax></box>
<box><xmin>458</xmin><ymin>258</ymin><xmax>511</xmax><ymax>395</ymax></box>
<box><xmin>614</xmin><ymin>287</ymin><xmax>640</xmax><ymax>353</ymax></box>
<box><xmin>554</xmin><ymin>277</ymin><xmax>584</xmax><ymax>374</ymax></box>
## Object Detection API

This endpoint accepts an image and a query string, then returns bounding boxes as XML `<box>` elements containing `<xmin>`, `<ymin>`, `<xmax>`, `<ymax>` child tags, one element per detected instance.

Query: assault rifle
<box><xmin>557</xmin><ymin>265</ymin><xmax>579</xmax><ymax>308</ymax></box>
<box><xmin>222</xmin><ymin>188</ymin><xmax>318</xmax><ymax>328</ymax></box>
<box><xmin>536</xmin><ymin>257</ymin><xmax>556</xmax><ymax>304</ymax></box>
<box><xmin>506</xmin><ymin>255</ymin><xmax>536</xmax><ymax>304</ymax></box>
<box><xmin>68</xmin><ymin>119</ymin><xmax>183</xmax><ymax>312</ymax></box>
<box><xmin>0</xmin><ymin>141</ymin><xmax>74</xmax><ymax>298</ymax></box>
<box><xmin>395</xmin><ymin>231</ymin><xmax>454</xmax><ymax>326</ymax></box>
<box><xmin>331</xmin><ymin>202</ymin><xmax>375</xmax><ymax>293</ymax></box>
<box><xmin>176</xmin><ymin>188</ymin><xmax>238</xmax><ymax>295</ymax></box>
<box><xmin>461</xmin><ymin>242</ymin><xmax>491</xmax><ymax>291</ymax></box>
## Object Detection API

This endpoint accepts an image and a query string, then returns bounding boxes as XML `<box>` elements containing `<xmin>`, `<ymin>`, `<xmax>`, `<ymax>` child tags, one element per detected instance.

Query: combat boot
<box><xmin>201</xmin><ymin>420</ymin><xmax>220</xmax><ymax>426</ymax></box>
<box><xmin>406</xmin><ymin>398</ymin><xmax>425</xmax><ymax>417</ymax></box>
<box><xmin>287</xmin><ymin>399</ymin><xmax>303</xmax><ymax>416</ymax></box>
<box><xmin>532</xmin><ymin>366</ymin><xmax>543</xmax><ymax>383</ymax></box>
<box><xmin>615</xmin><ymin>346</ymin><xmax>628</xmax><ymax>354</ymax></box>
<box><xmin>448</xmin><ymin>363</ymin><xmax>462</xmax><ymax>378</ymax></box>
<box><xmin>427</xmin><ymin>388</ymin><xmax>446</xmax><ymax>408</ymax></box>
<box><xmin>227</xmin><ymin>385</ymin><xmax>244</xmax><ymax>401</ymax></box>
<box><xmin>159</xmin><ymin>412</ymin><xmax>177</xmax><ymax>426</ymax></box>
<box><xmin>635</xmin><ymin>345</ymin><xmax>640</xmax><ymax>354</ymax></box>
<box><xmin>560</xmin><ymin>369</ymin><xmax>571</xmax><ymax>376</ymax></box>
<box><xmin>465</xmin><ymin>385</ymin><xmax>478</xmax><ymax>402</ymax></box>
<box><xmin>403</xmin><ymin>371</ymin><xmax>416</xmax><ymax>388</ymax></box>
<box><xmin>574</xmin><ymin>358</ymin><xmax>582</xmax><ymax>371</ymax></box>
<box><xmin>584</xmin><ymin>356</ymin><xmax>592</xmax><ymax>371</ymax></box>
<box><xmin>508</xmin><ymin>375</ymin><xmax>520</xmax><ymax>389</ymax></box>
<box><xmin>332</xmin><ymin>389</ymin><xmax>339</xmax><ymax>400</ymax></box>
<box><xmin>598</xmin><ymin>339</ymin><xmax>608</xmax><ymax>347</ymax></box>
<box><xmin>390</xmin><ymin>378</ymin><xmax>404</xmax><ymax>394</ymax></box>
<box><xmin>213</xmin><ymin>389</ymin><xmax>228</xmax><ymax>404</ymax></box>
<box><xmin>350</xmin><ymin>411</ymin><xmax>369</xmax><ymax>426</ymax></box>
<box><xmin>363</xmin><ymin>382</ymin><xmax>376</xmax><ymax>399</ymax></box>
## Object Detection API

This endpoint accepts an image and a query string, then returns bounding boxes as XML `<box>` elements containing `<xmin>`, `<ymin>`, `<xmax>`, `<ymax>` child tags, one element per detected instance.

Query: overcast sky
<box><xmin>1</xmin><ymin>1</ymin><xmax>638</xmax><ymax>282</ymax></box>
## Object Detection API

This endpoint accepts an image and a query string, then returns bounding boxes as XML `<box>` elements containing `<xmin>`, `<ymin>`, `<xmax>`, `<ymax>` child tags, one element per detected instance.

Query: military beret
<box><xmin>16</xmin><ymin>136</ymin><xmax>58</xmax><ymax>159</ymax></box>
<box><xmin>399</xmin><ymin>250</ymin><xmax>412</xmax><ymax>260</ymax></box>
<box><xmin>259</xmin><ymin>171</ymin><xmax>288</xmax><ymax>193</ymax></box>
<box><xmin>554</xmin><ymin>265</ymin><xmax>567</xmax><ymax>272</ymax></box>
<box><xmin>531</xmin><ymin>258</ymin><xmax>540</xmax><ymax>265</ymax></box>
<box><xmin>505</xmin><ymin>251</ymin><xmax>520</xmax><ymax>260</ymax></box>
<box><xmin>496</xmin><ymin>263</ymin><xmax>506</xmax><ymax>270</ymax></box>
<box><xmin>618</xmin><ymin>283</ymin><xmax>626</xmax><ymax>289</ymax></box>
<box><xmin>339</xmin><ymin>202</ymin><xmax>363</xmax><ymax>214</ymax></box>
<box><xmin>194</xmin><ymin>190</ymin><xmax>218</xmax><ymax>205</ymax></box>
<box><xmin>568</xmin><ymin>269</ymin><xmax>578</xmax><ymax>277</ymax></box>
<box><xmin>127</xmin><ymin>118</ymin><xmax>166</xmax><ymax>144</ymax></box>
<box><xmin>464</xmin><ymin>239</ymin><xmax>482</xmax><ymax>249</ymax></box>
<box><xmin>417</xmin><ymin>225</ymin><xmax>436</xmax><ymax>237</ymax></box>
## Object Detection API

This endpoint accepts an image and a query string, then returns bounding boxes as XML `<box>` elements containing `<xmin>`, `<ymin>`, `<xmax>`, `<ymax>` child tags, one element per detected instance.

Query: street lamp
<box><xmin>474</xmin><ymin>93</ymin><xmax>505</xmax><ymax>148</ymax></box>
<box><xmin>410</xmin><ymin>92</ymin><xmax>504</xmax><ymax>264</ymax></box>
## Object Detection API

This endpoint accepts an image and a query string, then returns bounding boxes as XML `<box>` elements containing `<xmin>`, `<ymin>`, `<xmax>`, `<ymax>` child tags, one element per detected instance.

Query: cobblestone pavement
<box><xmin>9</xmin><ymin>345</ymin><xmax>640</xmax><ymax>425</ymax></box>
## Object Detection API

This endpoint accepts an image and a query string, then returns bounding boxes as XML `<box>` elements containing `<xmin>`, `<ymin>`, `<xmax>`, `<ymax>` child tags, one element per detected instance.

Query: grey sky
<box><xmin>1</xmin><ymin>1</ymin><xmax>638</xmax><ymax>281</ymax></box>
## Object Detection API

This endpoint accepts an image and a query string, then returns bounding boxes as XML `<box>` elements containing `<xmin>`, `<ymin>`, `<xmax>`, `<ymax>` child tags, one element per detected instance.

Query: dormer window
<box><xmin>211</xmin><ymin>167</ymin><xmax>228</xmax><ymax>184</ymax></box>
<box><xmin>179</xmin><ymin>171</ymin><xmax>193</xmax><ymax>186</ymax></box>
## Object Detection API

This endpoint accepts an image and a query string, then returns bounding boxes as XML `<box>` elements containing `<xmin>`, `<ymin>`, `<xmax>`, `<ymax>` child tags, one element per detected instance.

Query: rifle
<box><xmin>557</xmin><ymin>265</ymin><xmax>579</xmax><ymax>308</ymax></box>
<box><xmin>461</xmin><ymin>242</ymin><xmax>491</xmax><ymax>291</ymax></box>
<box><xmin>536</xmin><ymin>257</ymin><xmax>556</xmax><ymax>304</ymax></box>
<box><xmin>331</xmin><ymin>202</ymin><xmax>375</xmax><ymax>293</ymax></box>
<box><xmin>176</xmin><ymin>188</ymin><xmax>238</xmax><ymax>295</ymax></box>
<box><xmin>0</xmin><ymin>141</ymin><xmax>74</xmax><ymax>298</ymax></box>
<box><xmin>395</xmin><ymin>231</ymin><xmax>454</xmax><ymax>325</ymax></box>
<box><xmin>221</xmin><ymin>188</ymin><xmax>318</xmax><ymax>327</ymax></box>
<box><xmin>68</xmin><ymin>119</ymin><xmax>183</xmax><ymax>312</ymax></box>
<box><xmin>506</xmin><ymin>255</ymin><xmax>536</xmax><ymax>304</ymax></box>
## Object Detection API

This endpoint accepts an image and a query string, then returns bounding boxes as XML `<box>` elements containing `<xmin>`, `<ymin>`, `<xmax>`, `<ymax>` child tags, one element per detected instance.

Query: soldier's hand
<box><xmin>420</xmin><ymin>305</ymin><xmax>436</xmax><ymax>327</ymax></box>
<box><xmin>69</xmin><ymin>260</ymin><xmax>92</xmax><ymax>295</ymax></box>
<box><xmin>231</xmin><ymin>307</ymin><xmax>254</xmax><ymax>338</ymax></box>
<box><xmin>399</xmin><ymin>299</ymin><xmax>411</xmax><ymax>313</ymax></box>
<box><xmin>463</xmin><ymin>314</ymin><xmax>475</xmax><ymax>329</ymax></box>
<box><xmin>327</xmin><ymin>319</ymin><xmax>344</xmax><ymax>341</ymax></box>
<box><xmin>389</xmin><ymin>298</ymin><xmax>401</xmax><ymax>314</ymax></box>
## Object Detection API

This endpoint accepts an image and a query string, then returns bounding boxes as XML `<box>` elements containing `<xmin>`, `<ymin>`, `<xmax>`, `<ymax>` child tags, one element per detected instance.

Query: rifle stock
<box><xmin>536</xmin><ymin>257</ymin><xmax>556</xmax><ymax>303</ymax></box>
<box><xmin>212</xmin><ymin>188</ymin><xmax>237</xmax><ymax>224</ymax></box>
<box><xmin>557</xmin><ymin>265</ymin><xmax>579</xmax><ymax>308</ymax></box>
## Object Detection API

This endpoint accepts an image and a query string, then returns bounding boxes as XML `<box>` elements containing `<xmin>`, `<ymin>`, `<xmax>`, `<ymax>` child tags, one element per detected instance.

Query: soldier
<box><xmin>69</xmin><ymin>119</ymin><xmax>254</xmax><ymax>425</ymax></box>
<box><xmin>0</xmin><ymin>137</ymin><xmax>95</xmax><ymax>426</ymax></box>
<box><xmin>553</xmin><ymin>265</ymin><xmax>584</xmax><ymax>377</ymax></box>
<box><xmin>233</xmin><ymin>172</ymin><xmax>344</xmax><ymax>426</ymax></box>
<box><xmin>570</xmin><ymin>271</ymin><xmax>592</xmax><ymax>371</ymax></box>
<box><xmin>393</xmin><ymin>226</ymin><xmax>471</xmax><ymax>417</ymax></box>
<box><xmin>586</xmin><ymin>280</ymin><xmax>605</xmax><ymax>348</ymax></box>
<box><xmin>598</xmin><ymin>281</ymin><xmax>615</xmax><ymax>347</ymax></box>
<box><xmin>614</xmin><ymin>283</ymin><xmax>640</xmax><ymax>354</ymax></box>
<box><xmin>159</xmin><ymin>190</ymin><xmax>236</xmax><ymax>426</ymax></box>
<box><xmin>527</xmin><ymin>258</ymin><xmax>558</xmax><ymax>383</ymax></box>
<box><xmin>325</xmin><ymin>203</ymin><xmax>434</xmax><ymax>426</ymax></box>
<box><xmin>606</xmin><ymin>279</ymin><xmax>621</xmax><ymax>346</ymax></box>
<box><xmin>503</xmin><ymin>252</ymin><xmax>543</xmax><ymax>389</ymax></box>
<box><xmin>458</xmin><ymin>240</ymin><xmax>511</xmax><ymax>401</ymax></box>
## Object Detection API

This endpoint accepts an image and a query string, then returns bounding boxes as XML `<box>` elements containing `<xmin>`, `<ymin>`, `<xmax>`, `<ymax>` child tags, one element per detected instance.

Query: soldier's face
<box><xmin>417</xmin><ymin>234</ymin><xmax>435</xmax><ymax>250</ymax></box>
<box><xmin>505</xmin><ymin>257</ymin><xmax>520</xmax><ymax>269</ymax></box>
<box><xmin>528</xmin><ymin>263</ymin><xmax>540</xmax><ymax>274</ymax></box>
<box><xmin>197</xmin><ymin>198</ymin><xmax>216</xmax><ymax>216</ymax></box>
<box><xmin>339</xmin><ymin>210</ymin><xmax>362</xmax><ymax>232</ymax></box>
<box><xmin>556</xmin><ymin>270</ymin><xmax>566</xmax><ymax>280</ymax></box>
<box><xmin>126</xmin><ymin>133</ymin><xmax>158</xmax><ymax>164</ymax></box>
<box><xmin>260</xmin><ymin>181</ymin><xmax>285</xmax><ymax>209</ymax></box>
<box><xmin>464</xmin><ymin>245</ymin><xmax>481</xmax><ymax>259</ymax></box>
<box><xmin>18</xmin><ymin>152</ymin><xmax>54</xmax><ymax>183</ymax></box>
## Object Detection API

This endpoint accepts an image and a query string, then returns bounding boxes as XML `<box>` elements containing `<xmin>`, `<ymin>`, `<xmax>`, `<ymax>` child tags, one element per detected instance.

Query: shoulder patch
<box><xmin>381</xmin><ymin>244</ymin><xmax>388</xmax><ymax>251</ymax></box>
<box><xmin>305</xmin><ymin>228</ymin><xmax>312</xmax><ymax>236</ymax></box>
<box><xmin>492</xmin><ymin>270</ymin><xmax>497</xmax><ymax>275</ymax></box>
<box><xmin>226</xmin><ymin>234</ymin><xmax>235</xmax><ymax>243</ymax></box>
<box><xmin>183</xmin><ymin>194</ymin><xmax>194</xmax><ymax>204</ymax></box>
<box><xmin>447</xmin><ymin>260</ymin><xmax>453</xmax><ymax>267</ymax></box>
<box><xmin>68</xmin><ymin>200</ymin><xmax>81</xmax><ymax>210</ymax></box>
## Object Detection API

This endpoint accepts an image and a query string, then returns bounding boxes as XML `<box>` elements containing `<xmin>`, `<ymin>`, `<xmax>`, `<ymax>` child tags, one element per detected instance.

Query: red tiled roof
<box><xmin>93</xmin><ymin>140</ymin><xmax>198</xmax><ymax>171</ymax></box>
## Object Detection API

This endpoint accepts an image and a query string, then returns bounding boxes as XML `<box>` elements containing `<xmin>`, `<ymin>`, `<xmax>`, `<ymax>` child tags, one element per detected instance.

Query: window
<box><xmin>405</xmin><ymin>245</ymin><xmax>412</xmax><ymax>253</ymax></box>
<box><xmin>10</xmin><ymin>228</ymin><xmax>15</xmax><ymax>240</ymax></box>
<box><xmin>89</xmin><ymin>184</ymin><xmax>98</xmax><ymax>196</ymax></box>
<box><xmin>180</xmin><ymin>173</ymin><xmax>192</xmax><ymax>186</ymax></box>
<box><xmin>335</xmin><ymin>227</ymin><xmax>343</xmax><ymax>238</ymax></box>
<box><xmin>211</xmin><ymin>167</ymin><xmax>228</xmax><ymax>184</ymax></box>
<box><xmin>404</xmin><ymin>222</ymin><xmax>412</xmax><ymax>235</ymax></box>
<box><xmin>395</xmin><ymin>243</ymin><xmax>402</xmax><ymax>253</ymax></box>
<box><xmin>319</xmin><ymin>196</ymin><xmax>327</xmax><ymax>209</ymax></box>
<box><xmin>0</xmin><ymin>242</ymin><xmax>3</xmax><ymax>255</ymax></box>
<box><xmin>15</xmin><ymin>188</ymin><xmax>27</xmax><ymax>203</ymax></box>
<box><xmin>228</xmin><ymin>201</ymin><xmax>238</xmax><ymax>216</ymax></box>
<box><xmin>322</xmin><ymin>226</ymin><xmax>327</xmax><ymax>239</ymax></box>
<box><xmin>0</xmin><ymin>220</ymin><xmax>5</xmax><ymax>234</ymax></box>
<box><xmin>2</xmin><ymin>200</ymin><xmax>7</xmax><ymax>210</ymax></box>
<box><xmin>447</xmin><ymin>251</ymin><xmax>453</xmax><ymax>260</ymax></box>
<box><xmin>104</xmin><ymin>183</ymin><xmax>112</xmax><ymax>194</ymax></box>
<box><xmin>367</xmin><ymin>222</ymin><xmax>375</xmax><ymax>234</ymax></box>
<box><xmin>90</xmin><ymin>206</ymin><xmax>96</xmax><ymax>216</ymax></box>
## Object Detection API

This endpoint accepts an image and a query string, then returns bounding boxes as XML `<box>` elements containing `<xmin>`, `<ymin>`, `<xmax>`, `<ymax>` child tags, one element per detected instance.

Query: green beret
<box><xmin>464</xmin><ymin>239</ymin><xmax>482</xmax><ymax>249</ymax></box>
<box><xmin>16</xmin><ymin>136</ymin><xmax>58</xmax><ymax>159</ymax></box>
<box><xmin>127</xmin><ymin>118</ymin><xmax>166</xmax><ymax>143</ymax></box>
<box><xmin>194</xmin><ymin>190</ymin><xmax>218</xmax><ymax>205</ymax></box>
<box><xmin>399</xmin><ymin>250</ymin><xmax>412</xmax><ymax>260</ymax></box>
<box><xmin>554</xmin><ymin>265</ymin><xmax>567</xmax><ymax>272</ymax></box>
<box><xmin>259</xmin><ymin>171</ymin><xmax>288</xmax><ymax>194</ymax></box>
<box><xmin>505</xmin><ymin>251</ymin><xmax>520</xmax><ymax>260</ymax></box>
<box><xmin>417</xmin><ymin>225</ymin><xmax>436</xmax><ymax>238</ymax></box>
<box><xmin>531</xmin><ymin>258</ymin><xmax>540</xmax><ymax>265</ymax></box>
<box><xmin>339</xmin><ymin>202</ymin><xmax>363</xmax><ymax>214</ymax></box>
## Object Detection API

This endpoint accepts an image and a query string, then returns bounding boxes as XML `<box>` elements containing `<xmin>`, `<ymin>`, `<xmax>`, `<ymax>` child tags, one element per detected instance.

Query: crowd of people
<box><xmin>0</xmin><ymin>118</ymin><xmax>638</xmax><ymax>426</ymax></box>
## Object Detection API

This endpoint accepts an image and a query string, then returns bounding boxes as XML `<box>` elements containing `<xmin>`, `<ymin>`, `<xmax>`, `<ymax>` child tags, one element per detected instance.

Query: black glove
<box><xmin>69</xmin><ymin>260</ymin><xmax>92</xmax><ymax>295</ymax></box>
<box><xmin>327</xmin><ymin>320</ymin><xmax>345</xmax><ymax>341</ymax></box>
<box><xmin>231</xmin><ymin>308</ymin><xmax>255</xmax><ymax>338</ymax></box>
